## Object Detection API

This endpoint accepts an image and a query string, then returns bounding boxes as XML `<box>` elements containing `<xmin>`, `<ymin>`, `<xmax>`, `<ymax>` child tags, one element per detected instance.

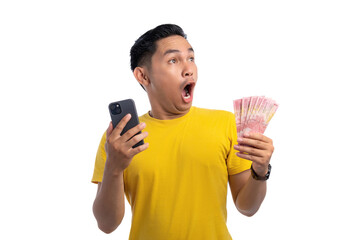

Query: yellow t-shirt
<box><xmin>92</xmin><ymin>106</ymin><xmax>252</xmax><ymax>240</ymax></box>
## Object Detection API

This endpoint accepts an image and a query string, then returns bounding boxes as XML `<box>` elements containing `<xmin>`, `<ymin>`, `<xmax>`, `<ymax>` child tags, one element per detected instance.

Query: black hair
<box><xmin>130</xmin><ymin>24</ymin><xmax>187</xmax><ymax>84</ymax></box>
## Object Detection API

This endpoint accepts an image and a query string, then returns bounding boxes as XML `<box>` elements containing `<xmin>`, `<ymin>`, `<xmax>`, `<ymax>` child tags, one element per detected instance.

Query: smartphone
<box><xmin>108</xmin><ymin>99</ymin><xmax>144</xmax><ymax>148</ymax></box>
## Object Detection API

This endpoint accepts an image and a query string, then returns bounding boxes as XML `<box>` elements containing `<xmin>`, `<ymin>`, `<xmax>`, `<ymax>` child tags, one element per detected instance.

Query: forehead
<box><xmin>154</xmin><ymin>35</ymin><xmax>192</xmax><ymax>56</ymax></box>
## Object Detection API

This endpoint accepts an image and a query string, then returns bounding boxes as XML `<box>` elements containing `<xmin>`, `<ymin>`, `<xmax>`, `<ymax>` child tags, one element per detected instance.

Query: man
<box><xmin>92</xmin><ymin>24</ymin><xmax>274</xmax><ymax>239</ymax></box>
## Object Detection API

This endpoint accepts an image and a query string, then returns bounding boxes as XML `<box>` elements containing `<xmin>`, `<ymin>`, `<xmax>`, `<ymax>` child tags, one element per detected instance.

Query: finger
<box><xmin>237</xmin><ymin>137</ymin><xmax>268</xmax><ymax>150</ymax></box>
<box><xmin>106</xmin><ymin>121</ymin><xmax>113</xmax><ymax>139</ymax></box>
<box><xmin>236</xmin><ymin>152</ymin><xmax>262</xmax><ymax>163</ymax></box>
<box><xmin>105</xmin><ymin>122</ymin><xmax>113</xmax><ymax>153</ymax></box>
<box><xmin>126</xmin><ymin>131</ymin><xmax>148</xmax><ymax>148</ymax></box>
<box><xmin>236</xmin><ymin>144</ymin><xmax>264</xmax><ymax>157</ymax></box>
<box><xmin>129</xmin><ymin>142</ymin><xmax>150</xmax><ymax>156</ymax></box>
<box><xmin>243</xmin><ymin>132</ymin><xmax>273</xmax><ymax>144</ymax></box>
<box><xmin>111</xmin><ymin>114</ymin><xmax>132</xmax><ymax>140</ymax></box>
<box><xmin>122</xmin><ymin>122</ymin><xmax>146</xmax><ymax>142</ymax></box>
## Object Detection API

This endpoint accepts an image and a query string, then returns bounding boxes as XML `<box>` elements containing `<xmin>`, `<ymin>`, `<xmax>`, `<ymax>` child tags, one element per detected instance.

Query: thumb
<box><xmin>106</xmin><ymin>121</ymin><xmax>113</xmax><ymax>139</ymax></box>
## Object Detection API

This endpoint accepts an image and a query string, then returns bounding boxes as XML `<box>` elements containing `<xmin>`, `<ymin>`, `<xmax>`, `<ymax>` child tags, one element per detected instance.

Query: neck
<box><xmin>146</xmin><ymin>93</ymin><xmax>192</xmax><ymax>120</ymax></box>
<box><xmin>149</xmin><ymin>107</ymin><xmax>191</xmax><ymax>120</ymax></box>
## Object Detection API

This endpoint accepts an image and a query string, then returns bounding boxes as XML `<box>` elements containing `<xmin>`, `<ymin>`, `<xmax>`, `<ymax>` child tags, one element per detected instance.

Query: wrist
<box><xmin>251</xmin><ymin>164</ymin><xmax>271</xmax><ymax>181</ymax></box>
<box><xmin>251</xmin><ymin>164</ymin><xmax>267</xmax><ymax>177</ymax></box>
<box><xmin>104</xmin><ymin>159</ymin><xmax>125</xmax><ymax>177</ymax></box>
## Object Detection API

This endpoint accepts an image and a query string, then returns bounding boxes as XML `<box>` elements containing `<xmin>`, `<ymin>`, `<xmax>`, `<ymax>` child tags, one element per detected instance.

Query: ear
<box><xmin>133</xmin><ymin>67</ymin><xmax>150</xmax><ymax>88</ymax></box>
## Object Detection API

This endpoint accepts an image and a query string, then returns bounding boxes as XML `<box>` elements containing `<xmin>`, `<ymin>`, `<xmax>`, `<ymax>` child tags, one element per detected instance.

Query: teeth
<box><xmin>184</xmin><ymin>92</ymin><xmax>190</xmax><ymax>99</ymax></box>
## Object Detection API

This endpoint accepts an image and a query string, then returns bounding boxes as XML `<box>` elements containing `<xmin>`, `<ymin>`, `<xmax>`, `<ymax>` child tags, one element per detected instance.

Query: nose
<box><xmin>184</xmin><ymin>71</ymin><xmax>193</xmax><ymax>77</ymax></box>
<box><xmin>182</xmin><ymin>63</ymin><xmax>194</xmax><ymax>78</ymax></box>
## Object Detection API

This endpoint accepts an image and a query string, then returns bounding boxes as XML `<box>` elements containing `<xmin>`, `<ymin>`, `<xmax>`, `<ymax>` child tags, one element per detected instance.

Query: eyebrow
<box><xmin>163</xmin><ymin>48</ymin><xmax>194</xmax><ymax>56</ymax></box>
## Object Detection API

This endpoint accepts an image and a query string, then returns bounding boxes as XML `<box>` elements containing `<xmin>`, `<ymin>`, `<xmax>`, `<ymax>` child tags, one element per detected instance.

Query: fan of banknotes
<box><xmin>233</xmin><ymin>96</ymin><xmax>278</xmax><ymax>137</ymax></box>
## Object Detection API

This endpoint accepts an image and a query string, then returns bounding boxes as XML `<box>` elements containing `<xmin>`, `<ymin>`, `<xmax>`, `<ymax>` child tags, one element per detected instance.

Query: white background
<box><xmin>1</xmin><ymin>0</ymin><xmax>359</xmax><ymax>239</ymax></box>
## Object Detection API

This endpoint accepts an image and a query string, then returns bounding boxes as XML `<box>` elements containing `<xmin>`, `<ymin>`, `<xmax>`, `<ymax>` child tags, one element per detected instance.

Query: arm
<box><xmin>229</xmin><ymin>132</ymin><xmax>274</xmax><ymax>217</ymax></box>
<box><xmin>229</xmin><ymin>169</ymin><xmax>266</xmax><ymax>216</ymax></box>
<box><xmin>93</xmin><ymin>171</ymin><xmax>125</xmax><ymax>233</ymax></box>
<box><xmin>93</xmin><ymin>114</ymin><xmax>149</xmax><ymax>233</ymax></box>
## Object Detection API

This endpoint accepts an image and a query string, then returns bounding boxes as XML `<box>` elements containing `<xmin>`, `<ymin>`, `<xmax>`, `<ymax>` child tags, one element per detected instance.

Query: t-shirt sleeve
<box><xmin>91</xmin><ymin>131</ymin><xmax>107</xmax><ymax>184</ymax></box>
<box><xmin>226</xmin><ymin>112</ymin><xmax>252</xmax><ymax>175</ymax></box>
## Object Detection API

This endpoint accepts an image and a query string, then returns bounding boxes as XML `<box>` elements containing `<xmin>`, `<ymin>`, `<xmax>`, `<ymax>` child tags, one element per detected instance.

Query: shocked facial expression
<box><xmin>146</xmin><ymin>35</ymin><xmax>198</xmax><ymax>115</ymax></box>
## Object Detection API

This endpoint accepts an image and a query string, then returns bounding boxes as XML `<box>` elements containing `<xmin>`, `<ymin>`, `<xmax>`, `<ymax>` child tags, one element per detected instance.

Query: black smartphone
<box><xmin>108</xmin><ymin>99</ymin><xmax>144</xmax><ymax>148</ymax></box>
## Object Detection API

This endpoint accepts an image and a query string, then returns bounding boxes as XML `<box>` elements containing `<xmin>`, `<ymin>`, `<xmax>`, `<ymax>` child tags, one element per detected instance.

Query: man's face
<box><xmin>146</xmin><ymin>35</ymin><xmax>198</xmax><ymax>115</ymax></box>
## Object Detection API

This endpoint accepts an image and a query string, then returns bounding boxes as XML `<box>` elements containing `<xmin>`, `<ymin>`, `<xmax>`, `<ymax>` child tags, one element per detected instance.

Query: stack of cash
<box><xmin>233</xmin><ymin>96</ymin><xmax>278</xmax><ymax>137</ymax></box>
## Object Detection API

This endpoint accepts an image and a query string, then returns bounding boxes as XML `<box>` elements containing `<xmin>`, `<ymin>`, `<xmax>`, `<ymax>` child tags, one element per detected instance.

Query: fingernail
<box><xmin>244</xmin><ymin>133</ymin><xmax>250</xmax><ymax>137</ymax></box>
<box><xmin>238</xmin><ymin>137</ymin><xmax>243</xmax><ymax>142</ymax></box>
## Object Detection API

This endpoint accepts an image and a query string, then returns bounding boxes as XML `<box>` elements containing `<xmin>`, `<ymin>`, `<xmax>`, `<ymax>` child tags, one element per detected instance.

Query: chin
<box><xmin>174</xmin><ymin>100</ymin><xmax>193</xmax><ymax>113</ymax></box>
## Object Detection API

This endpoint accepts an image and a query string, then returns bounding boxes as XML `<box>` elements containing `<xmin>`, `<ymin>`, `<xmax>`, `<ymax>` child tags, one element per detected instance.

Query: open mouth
<box><xmin>181</xmin><ymin>82</ymin><xmax>195</xmax><ymax>103</ymax></box>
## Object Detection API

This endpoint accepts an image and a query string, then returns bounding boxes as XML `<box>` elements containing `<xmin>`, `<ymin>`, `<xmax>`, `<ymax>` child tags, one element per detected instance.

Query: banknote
<box><xmin>233</xmin><ymin>96</ymin><xmax>278</xmax><ymax>137</ymax></box>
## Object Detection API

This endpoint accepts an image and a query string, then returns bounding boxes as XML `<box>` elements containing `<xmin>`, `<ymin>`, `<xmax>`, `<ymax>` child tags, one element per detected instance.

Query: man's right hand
<box><xmin>105</xmin><ymin>113</ymin><xmax>149</xmax><ymax>173</ymax></box>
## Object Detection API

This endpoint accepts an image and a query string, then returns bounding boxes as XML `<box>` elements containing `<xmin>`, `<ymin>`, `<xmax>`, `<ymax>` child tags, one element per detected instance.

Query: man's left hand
<box><xmin>234</xmin><ymin>132</ymin><xmax>274</xmax><ymax>177</ymax></box>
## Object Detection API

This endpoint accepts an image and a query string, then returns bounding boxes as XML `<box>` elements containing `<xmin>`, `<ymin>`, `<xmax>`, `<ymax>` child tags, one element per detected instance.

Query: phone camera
<box><xmin>110</xmin><ymin>103</ymin><xmax>122</xmax><ymax>115</ymax></box>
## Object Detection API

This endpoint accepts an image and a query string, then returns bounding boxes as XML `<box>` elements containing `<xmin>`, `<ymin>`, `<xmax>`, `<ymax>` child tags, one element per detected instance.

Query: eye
<box><xmin>189</xmin><ymin>57</ymin><xmax>195</xmax><ymax>62</ymax></box>
<box><xmin>169</xmin><ymin>59</ymin><xmax>176</xmax><ymax>64</ymax></box>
